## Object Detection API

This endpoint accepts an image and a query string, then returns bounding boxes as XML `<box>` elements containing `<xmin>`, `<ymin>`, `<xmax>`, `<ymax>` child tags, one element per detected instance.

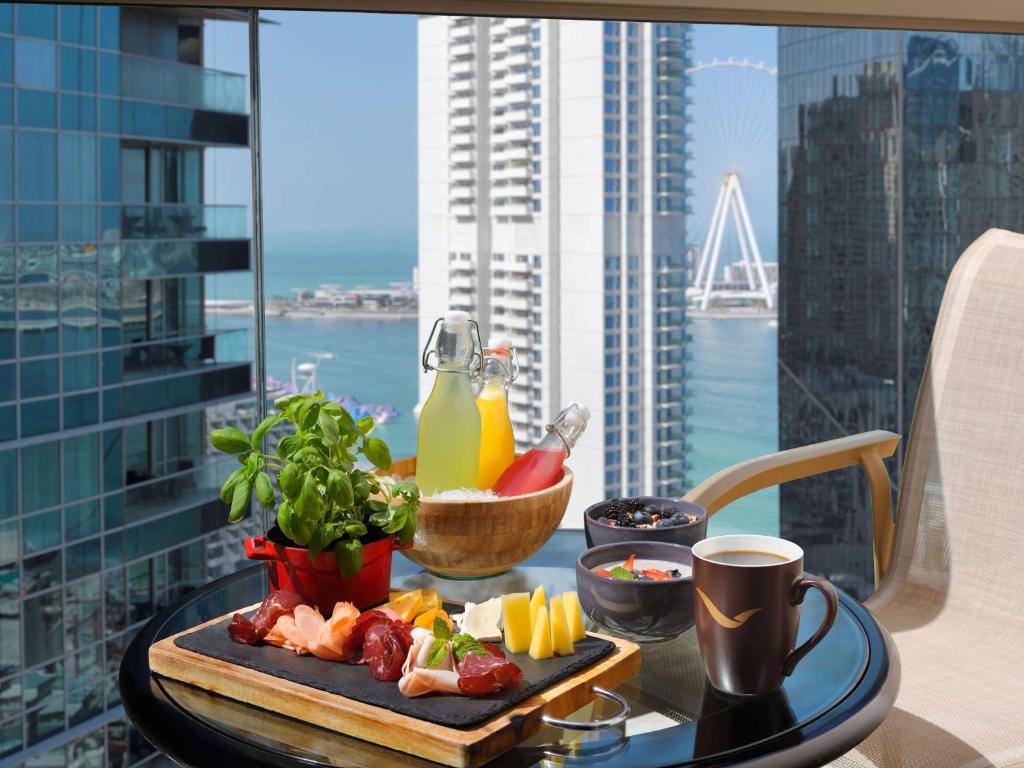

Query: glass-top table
<box><xmin>121</xmin><ymin>530</ymin><xmax>899</xmax><ymax>768</ymax></box>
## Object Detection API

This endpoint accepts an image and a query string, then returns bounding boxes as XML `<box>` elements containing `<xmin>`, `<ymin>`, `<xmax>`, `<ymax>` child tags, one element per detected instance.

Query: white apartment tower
<box><xmin>418</xmin><ymin>17</ymin><xmax>691</xmax><ymax>524</ymax></box>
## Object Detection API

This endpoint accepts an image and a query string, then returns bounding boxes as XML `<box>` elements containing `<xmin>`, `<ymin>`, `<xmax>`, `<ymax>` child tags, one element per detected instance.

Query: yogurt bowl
<box><xmin>575</xmin><ymin>541</ymin><xmax>695</xmax><ymax>643</ymax></box>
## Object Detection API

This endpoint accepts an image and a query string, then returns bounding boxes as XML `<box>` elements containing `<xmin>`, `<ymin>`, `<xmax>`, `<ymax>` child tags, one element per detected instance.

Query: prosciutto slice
<box><xmin>263</xmin><ymin>601</ymin><xmax>360</xmax><ymax>661</ymax></box>
<box><xmin>228</xmin><ymin>590</ymin><xmax>303</xmax><ymax>645</ymax></box>
<box><xmin>457</xmin><ymin>647</ymin><xmax>523</xmax><ymax>696</ymax></box>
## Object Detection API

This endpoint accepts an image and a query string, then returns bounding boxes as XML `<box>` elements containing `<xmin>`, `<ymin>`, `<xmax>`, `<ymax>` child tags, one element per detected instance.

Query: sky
<box><xmin>203</xmin><ymin>15</ymin><xmax>777</xmax><ymax>260</ymax></box>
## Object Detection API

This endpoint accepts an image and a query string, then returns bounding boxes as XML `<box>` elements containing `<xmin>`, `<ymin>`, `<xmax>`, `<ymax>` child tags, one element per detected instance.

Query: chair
<box><xmin>683</xmin><ymin>228</ymin><xmax>1024</xmax><ymax>768</ymax></box>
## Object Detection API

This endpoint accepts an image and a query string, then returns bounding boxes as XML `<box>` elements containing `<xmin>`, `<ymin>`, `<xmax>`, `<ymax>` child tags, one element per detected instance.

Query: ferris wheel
<box><xmin>684</xmin><ymin>58</ymin><xmax>777</xmax><ymax>310</ymax></box>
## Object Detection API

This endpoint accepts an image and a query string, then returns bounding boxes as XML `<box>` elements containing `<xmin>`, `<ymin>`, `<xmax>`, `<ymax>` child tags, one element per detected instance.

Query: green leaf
<box><xmin>228</xmin><ymin>477</ymin><xmax>251</xmax><ymax>523</ymax></box>
<box><xmin>278</xmin><ymin>462</ymin><xmax>302</xmax><ymax>499</ymax></box>
<box><xmin>426</xmin><ymin>639</ymin><xmax>448</xmax><ymax>669</ymax></box>
<box><xmin>452</xmin><ymin>633</ymin><xmax>488</xmax><ymax>661</ymax></box>
<box><xmin>352</xmin><ymin>472</ymin><xmax>371</xmax><ymax>505</ymax></box>
<box><xmin>357</xmin><ymin>415</ymin><xmax>375</xmax><ymax>435</ymax></box>
<box><xmin>382</xmin><ymin>507</ymin><xmax>407</xmax><ymax>535</ymax></box>
<box><xmin>327</xmin><ymin>469</ymin><xmax>354</xmax><ymax>509</ymax></box>
<box><xmin>343</xmin><ymin>521</ymin><xmax>367</xmax><ymax>538</ymax></box>
<box><xmin>335</xmin><ymin>538</ymin><xmax>363</xmax><ymax>578</ymax></box>
<box><xmin>251</xmin><ymin>414</ymin><xmax>282</xmax><ymax>449</ymax></box>
<box><xmin>255</xmin><ymin>472</ymin><xmax>275</xmax><ymax>509</ymax></box>
<box><xmin>307</xmin><ymin>524</ymin><xmax>330</xmax><ymax>561</ymax></box>
<box><xmin>277</xmin><ymin>434</ymin><xmax>301</xmax><ymax>458</ymax></box>
<box><xmin>610</xmin><ymin>566</ymin><xmax>635</xmax><ymax>580</ymax></box>
<box><xmin>274</xmin><ymin>393</ymin><xmax>304</xmax><ymax>414</ymax></box>
<box><xmin>432</xmin><ymin>615</ymin><xmax>452</xmax><ymax>641</ymax></box>
<box><xmin>298</xmin><ymin>399</ymin><xmax>321</xmax><ymax>431</ymax></box>
<box><xmin>397</xmin><ymin>505</ymin><xmax>417</xmax><ymax>546</ymax></box>
<box><xmin>211</xmin><ymin>427</ymin><xmax>252</xmax><ymax>455</ymax></box>
<box><xmin>335</xmin><ymin>406</ymin><xmax>355</xmax><ymax>429</ymax></box>
<box><xmin>294</xmin><ymin>474</ymin><xmax>322</xmax><ymax>523</ymax></box>
<box><xmin>277</xmin><ymin>501</ymin><xmax>297</xmax><ymax>540</ymax></box>
<box><xmin>318</xmin><ymin>411</ymin><xmax>340</xmax><ymax>445</ymax></box>
<box><xmin>219</xmin><ymin>467</ymin><xmax>247</xmax><ymax>504</ymax></box>
<box><xmin>361</xmin><ymin>437</ymin><xmax>392</xmax><ymax>471</ymax></box>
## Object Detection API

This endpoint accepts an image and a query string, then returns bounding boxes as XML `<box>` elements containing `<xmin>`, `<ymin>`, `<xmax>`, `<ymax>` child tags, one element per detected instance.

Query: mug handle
<box><xmin>782</xmin><ymin>576</ymin><xmax>839</xmax><ymax>677</ymax></box>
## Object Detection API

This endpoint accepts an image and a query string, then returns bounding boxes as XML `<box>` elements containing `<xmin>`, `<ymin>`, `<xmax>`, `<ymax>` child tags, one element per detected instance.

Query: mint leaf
<box><xmin>433</xmin><ymin>615</ymin><xmax>452</xmax><ymax>641</ymax></box>
<box><xmin>427</xmin><ymin>639</ymin><xmax>448</xmax><ymax>669</ymax></box>
<box><xmin>610</xmin><ymin>566</ymin><xmax>636</xmax><ymax>580</ymax></box>
<box><xmin>452</xmin><ymin>633</ymin><xmax>488</xmax><ymax>661</ymax></box>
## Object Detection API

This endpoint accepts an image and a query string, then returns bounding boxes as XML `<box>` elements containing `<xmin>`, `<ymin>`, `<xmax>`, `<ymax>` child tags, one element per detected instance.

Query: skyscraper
<box><xmin>0</xmin><ymin>4</ymin><xmax>253</xmax><ymax>764</ymax></box>
<box><xmin>418</xmin><ymin>17</ymin><xmax>691</xmax><ymax>521</ymax></box>
<box><xmin>778</xmin><ymin>28</ymin><xmax>1024</xmax><ymax>596</ymax></box>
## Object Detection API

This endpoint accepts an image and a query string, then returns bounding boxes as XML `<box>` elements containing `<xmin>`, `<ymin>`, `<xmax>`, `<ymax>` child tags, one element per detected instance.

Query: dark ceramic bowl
<box><xmin>584</xmin><ymin>496</ymin><xmax>707</xmax><ymax>549</ymax></box>
<box><xmin>575</xmin><ymin>541</ymin><xmax>695</xmax><ymax>643</ymax></box>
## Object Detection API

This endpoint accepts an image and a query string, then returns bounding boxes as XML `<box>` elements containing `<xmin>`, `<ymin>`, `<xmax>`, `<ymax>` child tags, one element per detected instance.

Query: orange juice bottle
<box><xmin>475</xmin><ymin>338</ymin><xmax>516</xmax><ymax>489</ymax></box>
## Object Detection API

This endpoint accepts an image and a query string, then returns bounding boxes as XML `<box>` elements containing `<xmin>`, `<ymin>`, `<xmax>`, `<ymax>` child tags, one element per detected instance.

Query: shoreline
<box><xmin>207</xmin><ymin>304</ymin><xmax>417</xmax><ymax>321</ymax></box>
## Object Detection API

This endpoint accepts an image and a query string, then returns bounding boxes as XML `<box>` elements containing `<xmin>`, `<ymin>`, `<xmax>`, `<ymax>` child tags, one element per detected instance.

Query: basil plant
<box><xmin>210</xmin><ymin>392</ymin><xmax>419</xmax><ymax>577</ymax></box>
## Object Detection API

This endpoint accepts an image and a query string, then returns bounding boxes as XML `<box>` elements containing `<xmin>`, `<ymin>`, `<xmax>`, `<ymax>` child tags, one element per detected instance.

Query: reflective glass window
<box><xmin>60</xmin><ymin>93</ymin><xmax>96</xmax><ymax>131</ymax></box>
<box><xmin>17</xmin><ymin>244</ymin><xmax>55</xmax><ymax>283</ymax></box>
<box><xmin>0</xmin><ymin>519</ymin><xmax>12</xmax><ymax>560</ymax></box>
<box><xmin>65</xmin><ymin>500</ymin><xmax>99</xmax><ymax>541</ymax></box>
<box><xmin>19</xmin><ymin>284</ymin><xmax>57</xmax><ymax>355</ymax></box>
<box><xmin>59</xmin><ymin>132</ymin><xmax>96</xmax><ymax>201</ymax></box>
<box><xmin>20</xmin><ymin>441</ymin><xmax>59</xmax><ymax>514</ymax></box>
<box><xmin>63</xmin><ymin>391</ymin><xmax>97</xmax><ymax>429</ymax></box>
<box><xmin>0</xmin><ymin>205</ymin><xmax>10</xmax><ymax>242</ymax></box>
<box><xmin>0</xmin><ymin>600</ymin><xmax>20</xmax><ymax>679</ymax></box>
<box><xmin>0</xmin><ymin>37</ymin><xmax>10</xmax><ymax>83</ymax></box>
<box><xmin>60</xmin><ymin>205</ymin><xmax>97</xmax><ymax>241</ymax></box>
<box><xmin>99</xmin><ymin>136</ymin><xmax>119</xmax><ymax>201</ymax></box>
<box><xmin>0</xmin><ymin>363</ymin><xmax>11</xmax><ymax>401</ymax></box>
<box><xmin>64</xmin><ymin>432</ymin><xmax>99</xmax><ymax>502</ymax></box>
<box><xmin>16</xmin><ymin>4</ymin><xmax>57</xmax><ymax>40</ymax></box>
<box><xmin>16</xmin><ymin>131</ymin><xmax>56</xmax><ymax>200</ymax></box>
<box><xmin>98</xmin><ymin>6</ymin><xmax>118</xmax><ymax>50</ymax></box>
<box><xmin>65</xmin><ymin>542</ymin><xmax>101</xmax><ymax>583</ymax></box>
<box><xmin>23</xmin><ymin>591</ymin><xmax>63</xmax><ymax>667</ymax></box>
<box><xmin>98</xmin><ymin>51</ymin><xmax>118</xmax><ymax>96</ymax></box>
<box><xmin>61</xmin><ymin>280</ymin><xmax>97</xmax><ymax>351</ymax></box>
<box><xmin>21</xmin><ymin>396</ymin><xmax>58</xmax><ymax>436</ymax></box>
<box><xmin>22</xmin><ymin>511</ymin><xmax>59</xmax><ymax>555</ymax></box>
<box><xmin>103</xmin><ymin>491</ymin><xmax>122</xmax><ymax>531</ymax></box>
<box><xmin>18</xmin><ymin>204</ymin><xmax>57</xmax><ymax>241</ymax></box>
<box><xmin>16</xmin><ymin>88</ymin><xmax>56</xmax><ymax>128</ymax></box>
<box><xmin>0</xmin><ymin>86</ymin><xmax>10</xmax><ymax>124</ymax></box>
<box><xmin>60</xmin><ymin>5</ymin><xmax>96</xmax><ymax>46</ymax></box>
<box><xmin>63</xmin><ymin>353</ymin><xmax>97</xmax><ymax>391</ymax></box>
<box><xmin>104</xmin><ymin>567</ymin><xmax>124</xmax><ymax>636</ymax></box>
<box><xmin>0</xmin><ymin>5</ymin><xmax>10</xmax><ymax>33</ymax></box>
<box><xmin>103</xmin><ymin>429</ymin><xmax>122</xmax><ymax>491</ymax></box>
<box><xmin>0</xmin><ymin>450</ymin><xmax>13</xmax><ymax>520</ymax></box>
<box><xmin>14</xmin><ymin>39</ymin><xmax>56</xmax><ymax>88</ymax></box>
<box><xmin>59</xmin><ymin>45</ymin><xmax>96</xmax><ymax>92</ymax></box>
<box><xmin>0</xmin><ymin>129</ymin><xmax>10</xmax><ymax>199</ymax></box>
<box><xmin>20</xmin><ymin>357</ymin><xmax>57</xmax><ymax>398</ymax></box>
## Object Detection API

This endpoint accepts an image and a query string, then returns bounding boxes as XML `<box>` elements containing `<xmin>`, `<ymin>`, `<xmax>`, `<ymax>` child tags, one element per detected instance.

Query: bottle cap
<box><xmin>566</xmin><ymin>402</ymin><xmax>591</xmax><ymax>424</ymax></box>
<box><xmin>487</xmin><ymin>336</ymin><xmax>515</xmax><ymax>352</ymax></box>
<box><xmin>443</xmin><ymin>310</ymin><xmax>471</xmax><ymax>326</ymax></box>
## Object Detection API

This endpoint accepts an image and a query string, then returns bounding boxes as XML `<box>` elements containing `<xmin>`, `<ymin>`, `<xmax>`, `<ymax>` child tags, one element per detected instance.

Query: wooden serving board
<box><xmin>150</xmin><ymin>604</ymin><xmax>641</xmax><ymax>768</ymax></box>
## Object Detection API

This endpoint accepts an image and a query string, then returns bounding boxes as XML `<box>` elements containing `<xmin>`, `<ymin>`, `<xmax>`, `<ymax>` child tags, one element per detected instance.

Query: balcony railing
<box><xmin>119</xmin><ymin>205</ymin><xmax>248</xmax><ymax>240</ymax></box>
<box><xmin>121</xmin><ymin>53</ymin><xmax>246</xmax><ymax>115</ymax></box>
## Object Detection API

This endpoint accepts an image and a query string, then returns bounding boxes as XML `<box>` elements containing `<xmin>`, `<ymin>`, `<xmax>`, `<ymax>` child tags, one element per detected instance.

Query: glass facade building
<box><xmin>778</xmin><ymin>28</ymin><xmax>1024</xmax><ymax>597</ymax></box>
<box><xmin>0</xmin><ymin>4</ymin><xmax>253</xmax><ymax>765</ymax></box>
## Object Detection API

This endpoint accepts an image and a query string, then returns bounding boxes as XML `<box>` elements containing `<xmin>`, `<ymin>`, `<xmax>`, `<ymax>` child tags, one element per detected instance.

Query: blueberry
<box><xmin>632</xmin><ymin>511</ymin><xmax>646</xmax><ymax>524</ymax></box>
<box><xmin>655</xmin><ymin>518</ymin><xmax>674</xmax><ymax>528</ymax></box>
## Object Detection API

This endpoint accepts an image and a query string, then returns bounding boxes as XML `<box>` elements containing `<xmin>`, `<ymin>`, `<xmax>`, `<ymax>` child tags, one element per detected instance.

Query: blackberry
<box><xmin>600</xmin><ymin>497</ymin><xmax>646</xmax><ymax>526</ymax></box>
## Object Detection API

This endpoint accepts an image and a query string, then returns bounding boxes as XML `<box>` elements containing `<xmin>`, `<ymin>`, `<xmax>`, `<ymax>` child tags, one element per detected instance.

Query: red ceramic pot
<box><xmin>244</xmin><ymin>530</ymin><xmax>411</xmax><ymax>611</ymax></box>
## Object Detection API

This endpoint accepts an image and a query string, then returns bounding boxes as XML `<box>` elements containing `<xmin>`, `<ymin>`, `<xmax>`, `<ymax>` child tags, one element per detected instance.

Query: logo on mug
<box><xmin>696</xmin><ymin>587</ymin><xmax>761</xmax><ymax>629</ymax></box>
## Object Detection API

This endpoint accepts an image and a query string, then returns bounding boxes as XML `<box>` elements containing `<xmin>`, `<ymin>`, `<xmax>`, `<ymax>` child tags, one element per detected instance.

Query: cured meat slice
<box><xmin>361</xmin><ymin>620</ymin><xmax>414</xmax><ymax>681</ymax></box>
<box><xmin>316</xmin><ymin>602</ymin><xmax>360</xmax><ymax>659</ymax></box>
<box><xmin>457</xmin><ymin>651</ymin><xmax>523</xmax><ymax>696</ymax></box>
<box><xmin>264</xmin><ymin>621</ymin><xmax>309</xmax><ymax>655</ymax></box>
<box><xmin>347</xmin><ymin>611</ymin><xmax>413</xmax><ymax>665</ymax></box>
<box><xmin>228</xmin><ymin>590</ymin><xmax>303</xmax><ymax>645</ymax></box>
<box><xmin>398</xmin><ymin>668</ymin><xmax>462</xmax><ymax>698</ymax></box>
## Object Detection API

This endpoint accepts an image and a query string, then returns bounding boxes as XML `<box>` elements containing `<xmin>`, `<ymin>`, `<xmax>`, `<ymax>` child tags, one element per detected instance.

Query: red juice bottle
<box><xmin>493</xmin><ymin>403</ymin><xmax>590</xmax><ymax>496</ymax></box>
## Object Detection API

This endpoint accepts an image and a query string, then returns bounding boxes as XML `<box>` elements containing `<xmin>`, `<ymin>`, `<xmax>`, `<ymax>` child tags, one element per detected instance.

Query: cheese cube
<box><xmin>529</xmin><ymin>585</ymin><xmax>546</xmax><ymax>632</ymax></box>
<box><xmin>562</xmin><ymin>591</ymin><xmax>587</xmax><ymax>643</ymax></box>
<box><xmin>528</xmin><ymin>605</ymin><xmax>553</xmax><ymax>660</ymax></box>
<box><xmin>502</xmin><ymin>593</ymin><xmax>532</xmax><ymax>654</ymax></box>
<box><xmin>549</xmin><ymin>595</ymin><xmax>574</xmax><ymax>656</ymax></box>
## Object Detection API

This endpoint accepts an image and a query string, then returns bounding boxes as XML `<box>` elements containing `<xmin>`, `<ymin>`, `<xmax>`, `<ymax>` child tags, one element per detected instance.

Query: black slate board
<box><xmin>174</xmin><ymin>617</ymin><xmax>614</xmax><ymax>728</ymax></box>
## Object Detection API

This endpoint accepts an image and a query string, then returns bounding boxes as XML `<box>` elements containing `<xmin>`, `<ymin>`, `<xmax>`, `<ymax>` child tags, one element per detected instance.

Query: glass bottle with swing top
<box><xmin>492</xmin><ymin>403</ymin><xmax>590</xmax><ymax>497</ymax></box>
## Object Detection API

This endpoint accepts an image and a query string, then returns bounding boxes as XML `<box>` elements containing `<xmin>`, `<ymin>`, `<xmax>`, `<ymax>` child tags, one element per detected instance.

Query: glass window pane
<box><xmin>60</xmin><ymin>205</ymin><xmax>97</xmax><ymax>241</ymax></box>
<box><xmin>64</xmin><ymin>432</ymin><xmax>99</xmax><ymax>502</ymax></box>
<box><xmin>0</xmin><ymin>5</ymin><xmax>10</xmax><ymax>34</ymax></box>
<box><xmin>60</xmin><ymin>45</ymin><xmax>96</xmax><ymax>93</ymax></box>
<box><xmin>103</xmin><ymin>429</ymin><xmax>122</xmax><ymax>491</ymax></box>
<box><xmin>65</xmin><ymin>500</ymin><xmax>100</xmax><ymax>541</ymax></box>
<box><xmin>24</xmin><ymin>551</ymin><xmax>61</xmax><ymax>594</ymax></box>
<box><xmin>0</xmin><ymin>129</ymin><xmax>10</xmax><ymax>200</ymax></box>
<box><xmin>0</xmin><ymin>362</ymin><xmax>12</xmax><ymax>401</ymax></box>
<box><xmin>98</xmin><ymin>6</ymin><xmax>118</xmax><ymax>51</ymax></box>
<box><xmin>16</xmin><ymin>4</ymin><xmax>57</xmax><ymax>40</ymax></box>
<box><xmin>0</xmin><ymin>561</ymin><xmax>16</xmax><ymax>602</ymax></box>
<box><xmin>21</xmin><ymin>357</ymin><xmax>58</xmax><ymax>398</ymax></box>
<box><xmin>0</xmin><ymin>37</ymin><xmax>10</xmax><ymax>84</ymax></box>
<box><xmin>0</xmin><ymin>287</ymin><xmax>13</xmax><ymax>358</ymax></box>
<box><xmin>16</xmin><ymin>88</ymin><xmax>56</xmax><ymax>128</ymax></box>
<box><xmin>21</xmin><ymin>441</ymin><xmax>59</xmax><ymax>513</ymax></box>
<box><xmin>0</xmin><ymin>86</ymin><xmax>11</xmax><ymax>125</ymax></box>
<box><xmin>14</xmin><ymin>39</ymin><xmax>56</xmax><ymax>89</ymax></box>
<box><xmin>0</xmin><ymin>600</ymin><xmax>21</xmax><ymax>678</ymax></box>
<box><xmin>62</xmin><ymin>280</ymin><xmax>97</xmax><ymax>351</ymax></box>
<box><xmin>60</xmin><ymin>93</ymin><xmax>96</xmax><ymax>132</ymax></box>
<box><xmin>18</xmin><ymin>204</ymin><xmax>57</xmax><ymax>242</ymax></box>
<box><xmin>23</xmin><ymin>593</ymin><xmax>62</xmax><ymax>671</ymax></box>
<box><xmin>66</xmin><ymin>546</ymin><xmax>100</xmax><ymax>588</ymax></box>
<box><xmin>18</xmin><ymin>244</ymin><xmax>56</xmax><ymax>283</ymax></box>
<box><xmin>23</xmin><ymin>512</ymin><xmax>60</xmax><ymax>554</ymax></box>
<box><xmin>104</xmin><ymin>567</ymin><xmax>124</xmax><ymax>635</ymax></box>
<box><xmin>98</xmin><ymin>51</ymin><xmax>118</xmax><ymax>96</ymax></box>
<box><xmin>19</xmin><ymin>284</ymin><xmax>57</xmax><ymax>356</ymax></box>
<box><xmin>0</xmin><ymin>205</ymin><xmax>10</xmax><ymax>243</ymax></box>
<box><xmin>60</xmin><ymin>5</ymin><xmax>96</xmax><ymax>46</ymax></box>
<box><xmin>16</xmin><ymin>131</ymin><xmax>56</xmax><ymax>201</ymax></box>
<box><xmin>0</xmin><ymin>451</ymin><xmax>15</xmax><ymax>519</ymax></box>
<box><xmin>0</xmin><ymin>519</ymin><xmax>13</xmax><ymax>561</ymax></box>
<box><xmin>99</xmin><ymin>136</ymin><xmax>119</xmax><ymax>202</ymax></box>
<box><xmin>60</xmin><ymin>133</ymin><xmax>96</xmax><ymax>201</ymax></box>
<box><xmin>63</xmin><ymin>353</ymin><xmax>97</xmax><ymax>392</ymax></box>
<box><xmin>21</xmin><ymin>397</ymin><xmax>58</xmax><ymax>437</ymax></box>
<box><xmin>63</xmin><ymin>392</ymin><xmax>97</xmax><ymax>429</ymax></box>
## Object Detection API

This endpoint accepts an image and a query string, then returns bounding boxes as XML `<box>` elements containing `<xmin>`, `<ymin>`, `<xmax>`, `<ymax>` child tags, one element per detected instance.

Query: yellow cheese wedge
<box><xmin>549</xmin><ymin>595</ymin><xmax>574</xmax><ymax>656</ymax></box>
<box><xmin>529</xmin><ymin>605</ymin><xmax>553</xmax><ymax>660</ymax></box>
<box><xmin>529</xmin><ymin>585</ymin><xmax>547</xmax><ymax>632</ymax></box>
<box><xmin>384</xmin><ymin>590</ymin><xmax>424</xmax><ymax>622</ymax></box>
<box><xmin>562</xmin><ymin>591</ymin><xmax>587</xmax><ymax>643</ymax></box>
<box><xmin>502</xmin><ymin>593</ymin><xmax>532</xmax><ymax>654</ymax></box>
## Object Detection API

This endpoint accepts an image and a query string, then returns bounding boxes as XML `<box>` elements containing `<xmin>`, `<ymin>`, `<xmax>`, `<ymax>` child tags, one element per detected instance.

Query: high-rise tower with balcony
<box><xmin>0</xmin><ymin>4</ymin><xmax>253</xmax><ymax>764</ymax></box>
<box><xmin>419</xmin><ymin>17</ymin><xmax>691</xmax><ymax>522</ymax></box>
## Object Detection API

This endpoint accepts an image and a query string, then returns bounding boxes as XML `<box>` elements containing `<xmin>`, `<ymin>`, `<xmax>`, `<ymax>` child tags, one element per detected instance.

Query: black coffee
<box><xmin>705</xmin><ymin>549</ymin><xmax>789</xmax><ymax>566</ymax></box>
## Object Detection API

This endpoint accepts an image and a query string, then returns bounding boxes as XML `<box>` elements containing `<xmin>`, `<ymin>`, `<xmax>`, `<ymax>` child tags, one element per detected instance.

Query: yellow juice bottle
<box><xmin>416</xmin><ymin>312</ymin><xmax>482</xmax><ymax>495</ymax></box>
<box><xmin>476</xmin><ymin>340</ymin><xmax>516</xmax><ymax>489</ymax></box>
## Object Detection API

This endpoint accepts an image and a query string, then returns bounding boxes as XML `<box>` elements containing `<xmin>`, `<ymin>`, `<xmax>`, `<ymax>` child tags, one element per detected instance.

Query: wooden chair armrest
<box><xmin>682</xmin><ymin>430</ymin><xmax>901</xmax><ymax>586</ymax></box>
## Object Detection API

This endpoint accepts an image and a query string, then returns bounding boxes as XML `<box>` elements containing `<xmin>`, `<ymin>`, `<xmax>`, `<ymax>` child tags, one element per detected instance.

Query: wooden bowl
<box><xmin>387</xmin><ymin>456</ymin><xmax>573</xmax><ymax>578</ymax></box>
